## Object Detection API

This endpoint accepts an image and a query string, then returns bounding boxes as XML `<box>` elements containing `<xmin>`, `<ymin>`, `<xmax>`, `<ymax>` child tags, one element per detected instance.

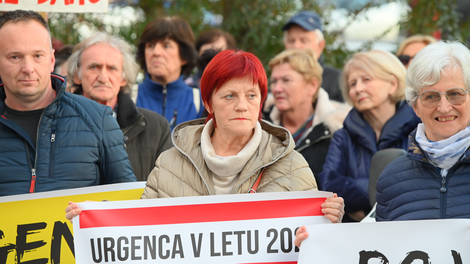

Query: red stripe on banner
<box><xmin>80</xmin><ymin>198</ymin><xmax>324</xmax><ymax>228</ymax></box>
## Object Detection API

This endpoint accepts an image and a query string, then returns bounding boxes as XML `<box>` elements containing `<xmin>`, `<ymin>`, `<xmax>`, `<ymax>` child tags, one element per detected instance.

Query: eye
<box><xmin>146</xmin><ymin>43</ymin><xmax>155</xmax><ymax>49</ymax></box>
<box><xmin>349</xmin><ymin>82</ymin><xmax>356</xmax><ymax>87</ymax></box>
<box><xmin>248</xmin><ymin>93</ymin><xmax>256</xmax><ymax>99</ymax></box>
<box><xmin>225</xmin><ymin>94</ymin><xmax>234</xmax><ymax>99</ymax></box>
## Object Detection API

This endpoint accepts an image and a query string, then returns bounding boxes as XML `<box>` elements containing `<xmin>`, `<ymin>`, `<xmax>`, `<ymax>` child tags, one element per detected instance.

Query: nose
<box><xmin>436</xmin><ymin>93</ymin><xmax>452</xmax><ymax>113</ymax></box>
<box><xmin>97</xmin><ymin>68</ymin><xmax>108</xmax><ymax>82</ymax></box>
<box><xmin>291</xmin><ymin>40</ymin><xmax>303</xmax><ymax>49</ymax></box>
<box><xmin>21</xmin><ymin>56</ymin><xmax>34</xmax><ymax>74</ymax></box>
<box><xmin>235</xmin><ymin>97</ymin><xmax>248</xmax><ymax>112</ymax></box>
<box><xmin>353</xmin><ymin>81</ymin><xmax>365</xmax><ymax>93</ymax></box>
<box><xmin>271</xmin><ymin>80</ymin><xmax>283</xmax><ymax>94</ymax></box>
<box><xmin>151</xmin><ymin>43</ymin><xmax>164</xmax><ymax>56</ymax></box>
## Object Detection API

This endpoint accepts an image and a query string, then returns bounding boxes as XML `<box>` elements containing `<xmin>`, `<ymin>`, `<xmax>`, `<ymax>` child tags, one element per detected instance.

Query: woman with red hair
<box><xmin>66</xmin><ymin>50</ymin><xmax>344</xmax><ymax>224</ymax></box>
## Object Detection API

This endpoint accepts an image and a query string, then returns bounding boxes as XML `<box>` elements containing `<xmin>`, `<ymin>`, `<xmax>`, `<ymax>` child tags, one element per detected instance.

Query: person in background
<box><xmin>396</xmin><ymin>34</ymin><xmax>436</xmax><ymax>68</ymax></box>
<box><xmin>136</xmin><ymin>16</ymin><xmax>203</xmax><ymax>129</ymax></box>
<box><xmin>66</xmin><ymin>49</ymin><xmax>345</xmax><ymax>224</ymax></box>
<box><xmin>376</xmin><ymin>41</ymin><xmax>470</xmax><ymax>221</ymax></box>
<box><xmin>196</xmin><ymin>28</ymin><xmax>236</xmax><ymax>56</ymax></box>
<box><xmin>263</xmin><ymin>49</ymin><xmax>350</xmax><ymax>186</ymax></box>
<box><xmin>282</xmin><ymin>11</ymin><xmax>343</xmax><ymax>102</ymax></box>
<box><xmin>0</xmin><ymin>10</ymin><xmax>136</xmax><ymax>197</ymax></box>
<box><xmin>319</xmin><ymin>50</ymin><xmax>421</xmax><ymax>222</ymax></box>
<box><xmin>68</xmin><ymin>32</ymin><xmax>172</xmax><ymax>181</ymax></box>
<box><xmin>53</xmin><ymin>44</ymin><xmax>74</xmax><ymax>91</ymax></box>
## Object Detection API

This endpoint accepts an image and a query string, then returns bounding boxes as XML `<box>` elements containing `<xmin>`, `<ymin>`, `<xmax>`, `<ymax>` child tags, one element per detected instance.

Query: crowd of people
<box><xmin>1</xmin><ymin>7</ymin><xmax>468</xmax><ymax>248</ymax></box>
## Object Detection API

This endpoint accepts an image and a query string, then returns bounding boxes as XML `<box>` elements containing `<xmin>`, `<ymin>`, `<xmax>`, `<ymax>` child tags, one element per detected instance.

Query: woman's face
<box><xmin>208</xmin><ymin>77</ymin><xmax>261</xmax><ymax>139</ymax></box>
<box><xmin>401</xmin><ymin>41</ymin><xmax>427</xmax><ymax>68</ymax></box>
<box><xmin>145</xmin><ymin>38</ymin><xmax>186</xmax><ymax>84</ymax></box>
<box><xmin>347</xmin><ymin>69</ymin><xmax>397</xmax><ymax>113</ymax></box>
<box><xmin>413</xmin><ymin>69</ymin><xmax>470</xmax><ymax>141</ymax></box>
<box><xmin>270</xmin><ymin>62</ymin><xmax>317</xmax><ymax>113</ymax></box>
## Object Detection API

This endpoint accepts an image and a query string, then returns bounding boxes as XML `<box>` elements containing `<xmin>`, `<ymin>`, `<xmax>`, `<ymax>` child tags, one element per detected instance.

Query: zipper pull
<box><xmin>440</xmin><ymin>175</ymin><xmax>447</xmax><ymax>193</ymax></box>
<box><xmin>51</xmin><ymin>133</ymin><xmax>55</xmax><ymax>143</ymax></box>
<box><xmin>29</xmin><ymin>169</ymin><xmax>37</xmax><ymax>193</ymax></box>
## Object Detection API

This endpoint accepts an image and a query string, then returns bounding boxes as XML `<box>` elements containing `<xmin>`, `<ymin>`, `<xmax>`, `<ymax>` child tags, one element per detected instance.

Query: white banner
<box><xmin>0</xmin><ymin>0</ymin><xmax>108</xmax><ymax>13</ymax></box>
<box><xmin>73</xmin><ymin>191</ymin><xmax>333</xmax><ymax>264</ymax></box>
<box><xmin>298</xmin><ymin>219</ymin><xmax>470</xmax><ymax>264</ymax></box>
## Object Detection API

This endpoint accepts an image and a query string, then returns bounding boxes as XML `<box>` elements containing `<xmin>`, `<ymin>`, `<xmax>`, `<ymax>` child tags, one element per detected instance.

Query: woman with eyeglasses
<box><xmin>374</xmin><ymin>41</ymin><xmax>470</xmax><ymax>221</ymax></box>
<box><xmin>319</xmin><ymin>50</ymin><xmax>421</xmax><ymax>222</ymax></box>
<box><xmin>396</xmin><ymin>34</ymin><xmax>436</xmax><ymax>68</ymax></box>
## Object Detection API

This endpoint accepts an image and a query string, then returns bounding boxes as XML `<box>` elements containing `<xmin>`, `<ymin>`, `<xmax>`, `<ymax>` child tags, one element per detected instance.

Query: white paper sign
<box><xmin>73</xmin><ymin>191</ymin><xmax>333</xmax><ymax>264</ymax></box>
<box><xmin>0</xmin><ymin>0</ymin><xmax>108</xmax><ymax>13</ymax></box>
<box><xmin>298</xmin><ymin>219</ymin><xmax>470</xmax><ymax>264</ymax></box>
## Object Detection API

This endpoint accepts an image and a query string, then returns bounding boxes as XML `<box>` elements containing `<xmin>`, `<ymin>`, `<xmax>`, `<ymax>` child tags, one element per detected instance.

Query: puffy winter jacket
<box><xmin>376</xmin><ymin>129</ymin><xmax>470</xmax><ymax>221</ymax></box>
<box><xmin>142</xmin><ymin>119</ymin><xmax>317</xmax><ymax>198</ymax></box>
<box><xmin>319</xmin><ymin>101</ymin><xmax>420</xmax><ymax>215</ymax></box>
<box><xmin>0</xmin><ymin>74</ymin><xmax>136</xmax><ymax>196</ymax></box>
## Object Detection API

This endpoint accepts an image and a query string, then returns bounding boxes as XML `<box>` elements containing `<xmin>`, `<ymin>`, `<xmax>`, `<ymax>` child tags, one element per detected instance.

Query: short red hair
<box><xmin>200</xmin><ymin>49</ymin><xmax>268</xmax><ymax>124</ymax></box>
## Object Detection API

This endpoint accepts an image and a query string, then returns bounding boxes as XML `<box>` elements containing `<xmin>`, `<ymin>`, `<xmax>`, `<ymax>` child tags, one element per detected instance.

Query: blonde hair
<box><xmin>396</xmin><ymin>34</ymin><xmax>437</xmax><ymax>56</ymax></box>
<box><xmin>341</xmin><ymin>50</ymin><xmax>406</xmax><ymax>106</ymax></box>
<box><xmin>269</xmin><ymin>49</ymin><xmax>323</xmax><ymax>102</ymax></box>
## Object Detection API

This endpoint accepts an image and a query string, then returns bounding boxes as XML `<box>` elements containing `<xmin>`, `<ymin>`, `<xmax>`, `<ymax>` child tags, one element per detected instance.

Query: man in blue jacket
<box><xmin>0</xmin><ymin>10</ymin><xmax>136</xmax><ymax>196</ymax></box>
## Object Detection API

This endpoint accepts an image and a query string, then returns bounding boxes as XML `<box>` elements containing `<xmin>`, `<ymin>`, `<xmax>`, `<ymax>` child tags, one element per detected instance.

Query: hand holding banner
<box><xmin>73</xmin><ymin>191</ymin><xmax>333</xmax><ymax>264</ymax></box>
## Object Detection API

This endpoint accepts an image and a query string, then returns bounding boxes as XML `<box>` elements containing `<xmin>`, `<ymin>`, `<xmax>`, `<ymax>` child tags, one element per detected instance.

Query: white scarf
<box><xmin>415</xmin><ymin>123</ymin><xmax>470</xmax><ymax>177</ymax></box>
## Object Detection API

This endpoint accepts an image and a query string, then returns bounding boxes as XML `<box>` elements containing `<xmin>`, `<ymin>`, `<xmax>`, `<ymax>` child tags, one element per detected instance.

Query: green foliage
<box><xmin>48</xmin><ymin>0</ymin><xmax>470</xmax><ymax>71</ymax></box>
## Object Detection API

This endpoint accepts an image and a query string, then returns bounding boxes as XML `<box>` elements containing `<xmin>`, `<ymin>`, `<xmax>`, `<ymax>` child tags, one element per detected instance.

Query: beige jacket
<box><xmin>142</xmin><ymin>119</ymin><xmax>317</xmax><ymax>198</ymax></box>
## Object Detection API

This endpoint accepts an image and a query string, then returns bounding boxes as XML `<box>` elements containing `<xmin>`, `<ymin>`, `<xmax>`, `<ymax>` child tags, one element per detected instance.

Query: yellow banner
<box><xmin>0</xmin><ymin>182</ymin><xmax>145</xmax><ymax>264</ymax></box>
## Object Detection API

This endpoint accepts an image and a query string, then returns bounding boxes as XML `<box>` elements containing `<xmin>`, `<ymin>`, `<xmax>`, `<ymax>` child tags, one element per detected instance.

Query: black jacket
<box><xmin>116</xmin><ymin>92</ymin><xmax>172</xmax><ymax>181</ymax></box>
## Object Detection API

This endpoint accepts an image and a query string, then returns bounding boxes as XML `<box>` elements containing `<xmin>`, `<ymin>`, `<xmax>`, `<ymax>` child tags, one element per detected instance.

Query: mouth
<box><xmin>435</xmin><ymin>116</ymin><xmax>457</xmax><ymax>122</ymax></box>
<box><xmin>234</xmin><ymin>118</ymin><xmax>248</xmax><ymax>121</ymax></box>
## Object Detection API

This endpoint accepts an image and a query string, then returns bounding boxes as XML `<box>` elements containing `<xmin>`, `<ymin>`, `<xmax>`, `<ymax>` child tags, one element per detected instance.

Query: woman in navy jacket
<box><xmin>376</xmin><ymin>41</ymin><xmax>470</xmax><ymax>221</ymax></box>
<box><xmin>319</xmin><ymin>50</ymin><xmax>420</xmax><ymax>222</ymax></box>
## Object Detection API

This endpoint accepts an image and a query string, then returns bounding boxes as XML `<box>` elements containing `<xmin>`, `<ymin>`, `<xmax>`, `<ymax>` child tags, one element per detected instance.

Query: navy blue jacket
<box><xmin>0</xmin><ymin>75</ymin><xmax>136</xmax><ymax>196</ymax></box>
<box><xmin>376</xmin><ymin>129</ymin><xmax>470</xmax><ymax>221</ymax></box>
<box><xmin>136</xmin><ymin>74</ymin><xmax>203</xmax><ymax>130</ymax></box>
<box><xmin>319</xmin><ymin>101</ymin><xmax>420</xmax><ymax>214</ymax></box>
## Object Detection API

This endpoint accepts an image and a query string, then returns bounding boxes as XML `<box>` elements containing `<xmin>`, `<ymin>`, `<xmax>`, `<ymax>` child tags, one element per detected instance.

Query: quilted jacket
<box><xmin>319</xmin><ymin>101</ymin><xmax>420</xmax><ymax>214</ymax></box>
<box><xmin>142</xmin><ymin>118</ymin><xmax>317</xmax><ymax>198</ymax></box>
<box><xmin>0</xmin><ymin>74</ymin><xmax>136</xmax><ymax>196</ymax></box>
<box><xmin>376</xmin><ymin>129</ymin><xmax>470</xmax><ymax>221</ymax></box>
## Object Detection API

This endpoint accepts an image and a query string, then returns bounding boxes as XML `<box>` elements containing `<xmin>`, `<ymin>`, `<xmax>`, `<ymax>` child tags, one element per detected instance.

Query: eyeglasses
<box><xmin>418</xmin><ymin>87</ymin><xmax>470</xmax><ymax>108</ymax></box>
<box><xmin>397</xmin><ymin>54</ymin><xmax>414</xmax><ymax>66</ymax></box>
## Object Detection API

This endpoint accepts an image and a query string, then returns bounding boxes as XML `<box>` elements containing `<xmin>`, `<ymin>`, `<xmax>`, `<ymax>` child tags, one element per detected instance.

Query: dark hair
<box><xmin>0</xmin><ymin>10</ymin><xmax>50</xmax><ymax>34</ymax></box>
<box><xmin>137</xmin><ymin>16</ymin><xmax>197</xmax><ymax>76</ymax></box>
<box><xmin>195</xmin><ymin>29</ymin><xmax>236</xmax><ymax>53</ymax></box>
<box><xmin>54</xmin><ymin>45</ymin><xmax>74</xmax><ymax>71</ymax></box>
<box><xmin>200</xmin><ymin>50</ymin><xmax>268</xmax><ymax>124</ymax></box>
<box><xmin>197</xmin><ymin>48</ymin><xmax>220</xmax><ymax>75</ymax></box>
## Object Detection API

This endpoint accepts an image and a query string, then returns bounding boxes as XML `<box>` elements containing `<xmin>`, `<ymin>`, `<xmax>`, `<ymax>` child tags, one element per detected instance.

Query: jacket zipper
<box><xmin>49</xmin><ymin>127</ymin><xmax>56</xmax><ymax>179</ymax></box>
<box><xmin>440</xmin><ymin>174</ymin><xmax>447</xmax><ymax>218</ymax></box>
<box><xmin>162</xmin><ymin>85</ymin><xmax>167</xmax><ymax>117</ymax></box>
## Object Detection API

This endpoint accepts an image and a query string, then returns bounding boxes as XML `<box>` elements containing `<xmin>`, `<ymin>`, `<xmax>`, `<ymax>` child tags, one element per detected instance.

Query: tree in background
<box><xmin>49</xmin><ymin>0</ymin><xmax>470</xmax><ymax>70</ymax></box>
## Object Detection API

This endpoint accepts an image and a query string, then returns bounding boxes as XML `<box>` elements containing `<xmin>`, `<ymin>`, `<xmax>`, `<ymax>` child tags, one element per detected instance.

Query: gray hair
<box><xmin>68</xmin><ymin>32</ymin><xmax>139</xmax><ymax>93</ymax></box>
<box><xmin>283</xmin><ymin>29</ymin><xmax>324</xmax><ymax>45</ymax></box>
<box><xmin>405</xmin><ymin>41</ymin><xmax>470</xmax><ymax>106</ymax></box>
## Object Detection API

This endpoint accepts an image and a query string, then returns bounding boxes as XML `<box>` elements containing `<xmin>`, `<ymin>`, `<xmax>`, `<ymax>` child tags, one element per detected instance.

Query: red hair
<box><xmin>200</xmin><ymin>49</ymin><xmax>268</xmax><ymax>124</ymax></box>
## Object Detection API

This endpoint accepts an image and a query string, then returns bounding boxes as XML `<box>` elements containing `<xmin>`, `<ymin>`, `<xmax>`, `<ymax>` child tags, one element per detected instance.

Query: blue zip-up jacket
<box><xmin>136</xmin><ymin>74</ymin><xmax>203</xmax><ymax>130</ymax></box>
<box><xmin>376</xmin><ymin>129</ymin><xmax>470</xmax><ymax>221</ymax></box>
<box><xmin>319</xmin><ymin>101</ymin><xmax>420</xmax><ymax>214</ymax></box>
<box><xmin>0</xmin><ymin>74</ymin><xmax>136</xmax><ymax>197</ymax></box>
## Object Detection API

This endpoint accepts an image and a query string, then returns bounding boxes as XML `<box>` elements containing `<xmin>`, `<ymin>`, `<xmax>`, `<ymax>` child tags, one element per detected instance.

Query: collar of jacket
<box><xmin>139</xmin><ymin>73</ymin><xmax>187</xmax><ymax>98</ymax></box>
<box><xmin>0</xmin><ymin>73</ymin><xmax>66</xmax><ymax>115</ymax></box>
<box><xmin>116</xmin><ymin>91</ymin><xmax>142</xmax><ymax>129</ymax></box>
<box><xmin>343</xmin><ymin>100</ymin><xmax>421</xmax><ymax>152</ymax></box>
<box><xmin>171</xmin><ymin>118</ymin><xmax>295</xmax><ymax>194</ymax></box>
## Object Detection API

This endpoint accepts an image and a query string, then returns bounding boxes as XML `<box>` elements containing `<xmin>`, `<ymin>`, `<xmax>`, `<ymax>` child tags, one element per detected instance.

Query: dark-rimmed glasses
<box><xmin>418</xmin><ymin>87</ymin><xmax>470</xmax><ymax>108</ymax></box>
<box><xmin>397</xmin><ymin>54</ymin><xmax>414</xmax><ymax>66</ymax></box>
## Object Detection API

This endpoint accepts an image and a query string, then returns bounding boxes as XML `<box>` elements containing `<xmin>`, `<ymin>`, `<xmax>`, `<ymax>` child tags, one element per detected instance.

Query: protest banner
<box><xmin>0</xmin><ymin>182</ymin><xmax>145</xmax><ymax>264</ymax></box>
<box><xmin>0</xmin><ymin>0</ymin><xmax>108</xmax><ymax>13</ymax></box>
<box><xmin>298</xmin><ymin>219</ymin><xmax>470</xmax><ymax>264</ymax></box>
<box><xmin>73</xmin><ymin>191</ymin><xmax>332</xmax><ymax>264</ymax></box>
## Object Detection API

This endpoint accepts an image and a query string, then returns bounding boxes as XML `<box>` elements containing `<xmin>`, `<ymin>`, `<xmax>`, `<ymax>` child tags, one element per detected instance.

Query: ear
<box><xmin>307</xmin><ymin>78</ymin><xmax>319</xmax><ymax>97</ymax></box>
<box><xmin>203</xmin><ymin>101</ymin><xmax>212</xmax><ymax>114</ymax></box>
<box><xmin>51</xmin><ymin>49</ymin><xmax>56</xmax><ymax>73</ymax></box>
<box><xmin>180</xmin><ymin>57</ymin><xmax>187</xmax><ymax>67</ymax></box>
<box><xmin>120</xmin><ymin>77</ymin><xmax>127</xmax><ymax>88</ymax></box>
<box><xmin>388</xmin><ymin>75</ymin><xmax>398</xmax><ymax>95</ymax></box>
<box><xmin>412</xmin><ymin>103</ymin><xmax>420</xmax><ymax>118</ymax></box>
<box><xmin>316</xmin><ymin>39</ymin><xmax>326</xmax><ymax>57</ymax></box>
<box><xmin>73</xmin><ymin>73</ymin><xmax>82</xmax><ymax>85</ymax></box>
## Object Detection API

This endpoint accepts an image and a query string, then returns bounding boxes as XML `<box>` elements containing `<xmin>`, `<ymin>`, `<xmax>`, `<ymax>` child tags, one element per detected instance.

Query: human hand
<box><xmin>321</xmin><ymin>193</ymin><xmax>345</xmax><ymax>223</ymax></box>
<box><xmin>294</xmin><ymin>225</ymin><xmax>308</xmax><ymax>247</ymax></box>
<box><xmin>65</xmin><ymin>201</ymin><xmax>82</xmax><ymax>223</ymax></box>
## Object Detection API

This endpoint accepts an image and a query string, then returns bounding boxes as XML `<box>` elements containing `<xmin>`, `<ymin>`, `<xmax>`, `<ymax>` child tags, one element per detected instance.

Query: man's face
<box><xmin>284</xmin><ymin>25</ymin><xmax>324</xmax><ymax>58</ymax></box>
<box><xmin>0</xmin><ymin>20</ymin><xmax>55</xmax><ymax>105</ymax></box>
<box><xmin>75</xmin><ymin>43</ymin><xmax>125</xmax><ymax>107</ymax></box>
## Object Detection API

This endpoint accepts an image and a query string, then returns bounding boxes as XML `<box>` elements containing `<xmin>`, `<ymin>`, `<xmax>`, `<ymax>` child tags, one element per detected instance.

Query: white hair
<box><xmin>405</xmin><ymin>41</ymin><xmax>470</xmax><ymax>106</ymax></box>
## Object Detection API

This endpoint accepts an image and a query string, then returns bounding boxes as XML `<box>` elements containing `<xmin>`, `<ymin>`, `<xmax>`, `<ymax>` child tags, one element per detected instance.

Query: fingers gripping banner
<box><xmin>73</xmin><ymin>191</ymin><xmax>333</xmax><ymax>264</ymax></box>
